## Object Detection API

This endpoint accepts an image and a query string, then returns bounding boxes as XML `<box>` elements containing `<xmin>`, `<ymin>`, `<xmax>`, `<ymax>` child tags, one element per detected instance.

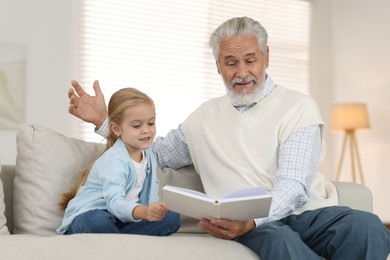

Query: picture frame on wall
<box><xmin>0</xmin><ymin>43</ymin><xmax>26</xmax><ymax>130</ymax></box>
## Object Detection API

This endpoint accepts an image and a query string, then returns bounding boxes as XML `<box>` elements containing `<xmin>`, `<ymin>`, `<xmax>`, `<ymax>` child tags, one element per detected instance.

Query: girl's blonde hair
<box><xmin>58</xmin><ymin>87</ymin><xmax>155</xmax><ymax>211</ymax></box>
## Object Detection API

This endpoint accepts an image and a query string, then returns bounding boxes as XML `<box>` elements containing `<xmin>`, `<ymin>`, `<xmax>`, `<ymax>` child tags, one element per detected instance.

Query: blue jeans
<box><xmin>66</xmin><ymin>209</ymin><xmax>180</xmax><ymax>236</ymax></box>
<box><xmin>235</xmin><ymin>206</ymin><xmax>390</xmax><ymax>259</ymax></box>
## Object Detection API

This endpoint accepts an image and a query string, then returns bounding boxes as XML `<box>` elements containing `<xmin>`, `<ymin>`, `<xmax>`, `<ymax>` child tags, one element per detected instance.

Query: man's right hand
<box><xmin>68</xmin><ymin>80</ymin><xmax>108</xmax><ymax>128</ymax></box>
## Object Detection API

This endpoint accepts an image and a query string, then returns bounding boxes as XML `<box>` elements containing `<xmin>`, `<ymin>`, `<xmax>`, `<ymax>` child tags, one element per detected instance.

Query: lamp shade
<box><xmin>330</xmin><ymin>103</ymin><xmax>370</xmax><ymax>131</ymax></box>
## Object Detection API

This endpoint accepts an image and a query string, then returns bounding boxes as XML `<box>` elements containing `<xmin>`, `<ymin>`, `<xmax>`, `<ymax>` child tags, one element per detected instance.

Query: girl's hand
<box><xmin>145</xmin><ymin>202</ymin><xmax>168</xmax><ymax>221</ymax></box>
<box><xmin>133</xmin><ymin>202</ymin><xmax>168</xmax><ymax>221</ymax></box>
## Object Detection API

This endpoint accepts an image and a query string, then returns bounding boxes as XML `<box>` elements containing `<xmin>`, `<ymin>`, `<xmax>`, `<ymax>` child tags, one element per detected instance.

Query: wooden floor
<box><xmin>386</xmin><ymin>224</ymin><xmax>390</xmax><ymax>230</ymax></box>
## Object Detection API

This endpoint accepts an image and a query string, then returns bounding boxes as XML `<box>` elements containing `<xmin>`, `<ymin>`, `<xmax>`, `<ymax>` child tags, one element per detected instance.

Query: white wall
<box><xmin>310</xmin><ymin>0</ymin><xmax>333</xmax><ymax>176</ymax></box>
<box><xmin>0</xmin><ymin>0</ymin><xmax>77</xmax><ymax>164</ymax></box>
<box><xmin>1</xmin><ymin>0</ymin><xmax>389</xmax><ymax>222</ymax></box>
<box><xmin>311</xmin><ymin>0</ymin><xmax>390</xmax><ymax>222</ymax></box>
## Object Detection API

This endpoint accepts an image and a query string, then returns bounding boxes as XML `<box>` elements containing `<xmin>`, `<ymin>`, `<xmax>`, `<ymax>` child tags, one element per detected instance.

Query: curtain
<box><xmin>76</xmin><ymin>0</ymin><xmax>311</xmax><ymax>141</ymax></box>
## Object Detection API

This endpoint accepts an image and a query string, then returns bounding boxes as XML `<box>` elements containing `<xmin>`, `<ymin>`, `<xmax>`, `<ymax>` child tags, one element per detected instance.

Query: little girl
<box><xmin>57</xmin><ymin>87</ymin><xmax>180</xmax><ymax>235</ymax></box>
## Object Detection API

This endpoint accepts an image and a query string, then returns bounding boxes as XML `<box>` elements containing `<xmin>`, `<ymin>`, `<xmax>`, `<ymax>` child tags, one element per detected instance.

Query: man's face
<box><xmin>217</xmin><ymin>35</ymin><xmax>269</xmax><ymax>104</ymax></box>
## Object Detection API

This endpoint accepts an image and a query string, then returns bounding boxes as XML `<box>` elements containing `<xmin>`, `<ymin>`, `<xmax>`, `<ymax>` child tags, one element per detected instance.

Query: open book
<box><xmin>162</xmin><ymin>185</ymin><xmax>272</xmax><ymax>220</ymax></box>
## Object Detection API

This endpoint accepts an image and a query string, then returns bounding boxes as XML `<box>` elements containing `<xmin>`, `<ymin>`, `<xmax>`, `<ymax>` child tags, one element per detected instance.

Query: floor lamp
<box><xmin>330</xmin><ymin>103</ymin><xmax>370</xmax><ymax>185</ymax></box>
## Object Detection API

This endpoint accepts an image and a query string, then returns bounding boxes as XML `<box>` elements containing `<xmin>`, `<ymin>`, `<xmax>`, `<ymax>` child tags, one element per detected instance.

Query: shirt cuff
<box><xmin>95</xmin><ymin>117</ymin><xmax>110</xmax><ymax>137</ymax></box>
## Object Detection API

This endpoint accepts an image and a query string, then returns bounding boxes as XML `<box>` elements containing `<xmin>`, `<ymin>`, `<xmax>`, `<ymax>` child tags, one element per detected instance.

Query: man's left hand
<box><xmin>198</xmin><ymin>218</ymin><xmax>255</xmax><ymax>240</ymax></box>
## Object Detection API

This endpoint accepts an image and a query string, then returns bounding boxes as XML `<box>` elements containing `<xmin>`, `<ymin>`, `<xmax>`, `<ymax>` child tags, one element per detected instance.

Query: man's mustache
<box><xmin>231</xmin><ymin>76</ymin><xmax>257</xmax><ymax>86</ymax></box>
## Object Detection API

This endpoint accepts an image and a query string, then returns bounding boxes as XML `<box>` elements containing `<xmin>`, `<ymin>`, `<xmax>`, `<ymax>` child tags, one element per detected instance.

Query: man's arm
<box><xmin>68</xmin><ymin>80</ymin><xmax>193</xmax><ymax>169</ymax></box>
<box><xmin>95</xmin><ymin>117</ymin><xmax>110</xmax><ymax>137</ymax></box>
<box><xmin>97</xmin><ymin>119</ymin><xmax>193</xmax><ymax>169</ymax></box>
<box><xmin>199</xmin><ymin>124</ymin><xmax>322</xmax><ymax>239</ymax></box>
<box><xmin>254</xmin><ymin>124</ymin><xmax>321</xmax><ymax>226</ymax></box>
<box><xmin>152</xmin><ymin>125</ymin><xmax>193</xmax><ymax>169</ymax></box>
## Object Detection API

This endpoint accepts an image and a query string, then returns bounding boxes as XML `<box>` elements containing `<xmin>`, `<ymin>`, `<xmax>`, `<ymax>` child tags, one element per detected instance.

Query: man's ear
<box><xmin>216</xmin><ymin>60</ymin><xmax>221</xmax><ymax>75</ymax></box>
<box><xmin>110</xmin><ymin>122</ymin><xmax>121</xmax><ymax>137</ymax></box>
<box><xmin>265</xmin><ymin>46</ymin><xmax>270</xmax><ymax>68</ymax></box>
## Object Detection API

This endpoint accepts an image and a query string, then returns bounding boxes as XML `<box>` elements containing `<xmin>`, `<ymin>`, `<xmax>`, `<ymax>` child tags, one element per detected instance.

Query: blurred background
<box><xmin>0</xmin><ymin>0</ymin><xmax>389</xmax><ymax>223</ymax></box>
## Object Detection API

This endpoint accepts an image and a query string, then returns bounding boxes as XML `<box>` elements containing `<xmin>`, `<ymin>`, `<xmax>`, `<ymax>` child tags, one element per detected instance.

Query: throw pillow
<box><xmin>14</xmin><ymin>124</ymin><xmax>105</xmax><ymax>235</ymax></box>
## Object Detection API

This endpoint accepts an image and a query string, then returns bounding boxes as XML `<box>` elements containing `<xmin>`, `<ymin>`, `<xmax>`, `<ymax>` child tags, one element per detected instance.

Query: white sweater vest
<box><xmin>182</xmin><ymin>86</ymin><xmax>338</xmax><ymax>214</ymax></box>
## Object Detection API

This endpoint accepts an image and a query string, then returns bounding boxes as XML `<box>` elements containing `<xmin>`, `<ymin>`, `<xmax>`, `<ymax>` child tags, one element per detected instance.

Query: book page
<box><xmin>219</xmin><ymin>187</ymin><xmax>268</xmax><ymax>200</ymax></box>
<box><xmin>162</xmin><ymin>186</ymin><xmax>216</xmax><ymax>219</ymax></box>
<box><xmin>163</xmin><ymin>185</ymin><xmax>212</xmax><ymax>202</ymax></box>
<box><xmin>218</xmin><ymin>195</ymin><xmax>272</xmax><ymax>220</ymax></box>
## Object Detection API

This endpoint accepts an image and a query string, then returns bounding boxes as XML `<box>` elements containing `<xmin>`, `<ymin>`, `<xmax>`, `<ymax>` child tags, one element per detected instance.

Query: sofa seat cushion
<box><xmin>0</xmin><ymin>233</ymin><xmax>258</xmax><ymax>259</ymax></box>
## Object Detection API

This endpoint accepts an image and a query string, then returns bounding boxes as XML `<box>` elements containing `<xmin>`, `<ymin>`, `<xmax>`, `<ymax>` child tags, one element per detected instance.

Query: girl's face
<box><xmin>112</xmin><ymin>103</ymin><xmax>156</xmax><ymax>162</ymax></box>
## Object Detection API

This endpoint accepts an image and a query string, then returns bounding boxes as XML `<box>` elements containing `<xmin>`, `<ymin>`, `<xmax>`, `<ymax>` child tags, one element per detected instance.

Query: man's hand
<box><xmin>68</xmin><ymin>80</ymin><xmax>108</xmax><ymax>128</ymax></box>
<box><xmin>198</xmin><ymin>218</ymin><xmax>255</xmax><ymax>240</ymax></box>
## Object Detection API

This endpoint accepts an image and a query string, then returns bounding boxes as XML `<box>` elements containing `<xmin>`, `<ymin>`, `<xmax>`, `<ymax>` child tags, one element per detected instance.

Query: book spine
<box><xmin>214</xmin><ymin>201</ymin><xmax>221</xmax><ymax>218</ymax></box>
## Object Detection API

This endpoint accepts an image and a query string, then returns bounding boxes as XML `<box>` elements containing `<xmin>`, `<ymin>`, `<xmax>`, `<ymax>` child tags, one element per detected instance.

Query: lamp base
<box><xmin>335</xmin><ymin>130</ymin><xmax>365</xmax><ymax>185</ymax></box>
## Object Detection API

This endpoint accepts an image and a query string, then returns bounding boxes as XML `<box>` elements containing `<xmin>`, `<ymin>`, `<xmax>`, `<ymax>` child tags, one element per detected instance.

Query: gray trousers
<box><xmin>235</xmin><ymin>206</ymin><xmax>390</xmax><ymax>259</ymax></box>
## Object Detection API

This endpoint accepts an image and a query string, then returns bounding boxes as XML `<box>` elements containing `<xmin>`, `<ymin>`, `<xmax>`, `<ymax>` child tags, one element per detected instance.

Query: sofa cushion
<box><xmin>0</xmin><ymin>163</ymin><xmax>10</xmax><ymax>235</ymax></box>
<box><xmin>158</xmin><ymin>165</ymin><xmax>204</xmax><ymax>233</ymax></box>
<box><xmin>0</xmin><ymin>233</ymin><xmax>259</xmax><ymax>259</ymax></box>
<box><xmin>14</xmin><ymin>124</ymin><xmax>106</xmax><ymax>235</ymax></box>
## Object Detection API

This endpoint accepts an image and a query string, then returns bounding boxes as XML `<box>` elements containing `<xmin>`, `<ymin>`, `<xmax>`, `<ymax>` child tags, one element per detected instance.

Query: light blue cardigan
<box><xmin>57</xmin><ymin>138</ymin><xmax>159</xmax><ymax>234</ymax></box>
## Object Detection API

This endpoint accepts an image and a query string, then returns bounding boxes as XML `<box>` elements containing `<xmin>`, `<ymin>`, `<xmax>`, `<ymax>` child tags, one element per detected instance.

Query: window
<box><xmin>75</xmin><ymin>0</ymin><xmax>311</xmax><ymax>142</ymax></box>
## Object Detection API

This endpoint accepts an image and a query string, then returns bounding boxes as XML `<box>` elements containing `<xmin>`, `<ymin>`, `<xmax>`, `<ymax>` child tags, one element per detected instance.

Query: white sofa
<box><xmin>0</xmin><ymin>124</ymin><xmax>374</xmax><ymax>260</ymax></box>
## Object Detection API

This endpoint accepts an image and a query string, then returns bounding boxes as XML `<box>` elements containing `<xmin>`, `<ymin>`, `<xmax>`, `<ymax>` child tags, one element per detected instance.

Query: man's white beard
<box><xmin>223</xmin><ymin>73</ymin><xmax>266</xmax><ymax>106</ymax></box>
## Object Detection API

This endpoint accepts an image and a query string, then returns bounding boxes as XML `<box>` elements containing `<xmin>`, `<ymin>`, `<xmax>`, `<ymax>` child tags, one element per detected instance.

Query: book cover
<box><xmin>162</xmin><ymin>185</ymin><xmax>272</xmax><ymax>220</ymax></box>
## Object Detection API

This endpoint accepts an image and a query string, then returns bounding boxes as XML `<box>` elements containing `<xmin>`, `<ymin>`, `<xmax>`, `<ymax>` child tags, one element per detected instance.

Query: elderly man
<box><xmin>68</xmin><ymin>16</ymin><xmax>390</xmax><ymax>259</ymax></box>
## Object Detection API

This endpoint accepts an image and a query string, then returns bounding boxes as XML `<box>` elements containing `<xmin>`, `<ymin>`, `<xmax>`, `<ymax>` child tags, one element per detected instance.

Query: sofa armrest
<box><xmin>332</xmin><ymin>181</ymin><xmax>373</xmax><ymax>212</ymax></box>
<box><xmin>0</xmin><ymin>164</ymin><xmax>15</xmax><ymax>233</ymax></box>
